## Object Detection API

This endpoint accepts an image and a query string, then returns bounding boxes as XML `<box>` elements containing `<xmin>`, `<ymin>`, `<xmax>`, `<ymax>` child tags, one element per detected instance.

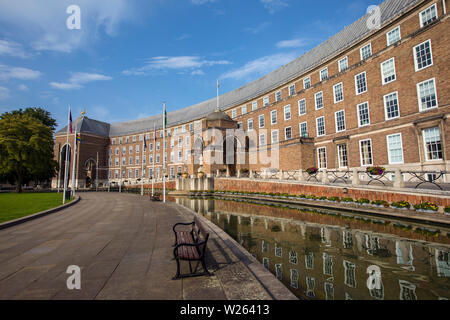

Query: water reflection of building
<box><xmin>176</xmin><ymin>197</ymin><xmax>450</xmax><ymax>300</ymax></box>
<box><xmin>435</xmin><ymin>249</ymin><xmax>450</xmax><ymax>278</ymax></box>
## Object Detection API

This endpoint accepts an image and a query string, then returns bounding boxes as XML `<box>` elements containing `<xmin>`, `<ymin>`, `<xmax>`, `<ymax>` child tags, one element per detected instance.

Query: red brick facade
<box><xmin>53</xmin><ymin>0</ymin><xmax>449</xmax><ymax>188</ymax></box>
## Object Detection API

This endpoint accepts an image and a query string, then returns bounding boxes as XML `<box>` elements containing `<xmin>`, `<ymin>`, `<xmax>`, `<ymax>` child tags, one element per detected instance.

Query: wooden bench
<box><xmin>172</xmin><ymin>216</ymin><xmax>212</xmax><ymax>279</ymax></box>
<box><xmin>150</xmin><ymin>193</ymin><xmax>161</xmax><ymax>201</ymax></box>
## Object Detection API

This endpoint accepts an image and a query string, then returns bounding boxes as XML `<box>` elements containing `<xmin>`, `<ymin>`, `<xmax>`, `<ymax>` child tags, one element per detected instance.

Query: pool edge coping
<box><xmin>173</xmin><ymin>202</ymin><xmax>299</xmax><ymax>301</ymax></box>
<box><xmin>212</xmin><ymin>194</ymin><xmax>450</xmax><ymax>228</ymax></box>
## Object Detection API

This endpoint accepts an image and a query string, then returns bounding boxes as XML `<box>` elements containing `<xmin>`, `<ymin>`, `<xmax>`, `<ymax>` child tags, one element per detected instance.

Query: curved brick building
<box><xmin>53</xmin><ymin>0</ymin><xmax>449</xmax><ymax>189</ymax></box>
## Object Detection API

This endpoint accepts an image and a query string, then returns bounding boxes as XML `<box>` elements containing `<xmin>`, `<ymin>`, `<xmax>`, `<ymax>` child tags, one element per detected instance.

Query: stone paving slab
<box><xmin>0</xmin><ymin>192</ymin><xmax>296</xmax><ymax>300</ymax></box>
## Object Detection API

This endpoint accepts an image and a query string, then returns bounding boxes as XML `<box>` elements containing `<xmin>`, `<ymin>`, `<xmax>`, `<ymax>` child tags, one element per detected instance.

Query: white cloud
<box><xmin>70</xmin><ymin>72</ymin><xmax>112</xmax><ymax>83</ymax></box>
<box><xmin>276</xmin><ymin>38</ymin><xmax>307</xmax><ymax>48</ymax></box>
<box><xmin>0</xmin><ymin>39</ymin><xmax>30</xmax><ymax>58</ymax></box>
<box><xmin>245</xmin><ymin>22</ymin><xmax>271</xmax><ymax>35</ymax></box>
<box><xmin>221</xmin><ymin>52</ymin><xmax>297</xmax><ymax>80</ymax></box>
<box><xmin>123</xmin><ymin>56</ymin><xmax>231</xmax><ymax>76</ymax></box>
<box><xmin>0</xmin><ymin>0</ymin><xmax>139</xmax><ymax>53</ymax></box>
<box><xmin>50</xmin><ymin>72</ymin><xmax>112</xmax><ymax>90</ymax></box>
<box><xmin>176</xmin><ymin>33</ymin><xmax>191</xmax><ymax>41</ymax></box>
<box><xmin>260</xmin><ymin>0</ymin><xmax>289</xmax><ymax>14</ymax></box>
<box><xmin>49</xmin><ymin>82</ymin><xmax>82</xmax><ymax>90</ymax></box>
<box><xmin>0</xmin><ymin>86</ymin><xmax>10</xmax><ymax>100</ymax></box>
<box><xmin>191</xmin><ymin>0</ymin><xmax>218</xmax><ymax>5</ymax></box>
<box><xmin>0</xmin><ymin>64</ymin><xmax>41</xmax><ymax>81</ymax></box>
<box><xmin>18</xmin><ymin>84</ymin><xmax>28</xmax><ymax>91</ymax></box>
<box><xmin>191</xmin><ymin>70</ymin><xmax>205</xmax><ymax>76</ymax></box>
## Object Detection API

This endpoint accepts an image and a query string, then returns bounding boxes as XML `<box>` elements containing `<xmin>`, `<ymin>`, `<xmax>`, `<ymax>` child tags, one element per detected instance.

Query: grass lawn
<box><xmin>0</xmin><ymin>192</ymin><xmax>72</xmax><ymax>223</ymax></box>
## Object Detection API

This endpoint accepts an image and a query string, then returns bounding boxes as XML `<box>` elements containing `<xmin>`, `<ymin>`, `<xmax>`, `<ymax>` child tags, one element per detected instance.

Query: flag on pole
<box><xmin>217</xmin><ymin>80</ymin><xmax>220</xmax><ymax>89</ymax></box>
<box><xmin>76</xmin><ymin>133</ymin><xmax>81</xmax><ymax>143</ymax></box>
<box><xmin>69</xmin><ymin>110</ymin><xmax>73</xmax><ymax>134</ymax></box>
<box><xmin>164</xmin><ymin>108</ymin><xmax>167</xmax><ymax>127</ymax></box>
<box><xmin>143</xmin><ymin>135</ymin><xmax>147</xmax><ymax>151</ymax></box>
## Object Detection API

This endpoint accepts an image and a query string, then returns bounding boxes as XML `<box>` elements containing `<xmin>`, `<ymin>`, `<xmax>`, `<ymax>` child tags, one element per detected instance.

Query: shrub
<box><xmin>240</xmin><ymin>168</ymin><xmax>249</xmax><ymax>174</ymax></box>
<box><xmin>318</xmin><ymin>196</ymin><xmax>327</xmax><ymax>200</ymax></box>
<box><xmin>391</xmin><ymin>200</ymin><xmax>411</xmax><ymax>209</ymax></box>
<box><xmin>297</xmin><ymin>194</ymin><xmax>306</xmax><ymax>198</ymax></box>
<box><xmin>371</xmin><ymin>200</ymin><xmax>389</xmax><ymax>207</ymax></box>
<box><xmin>356</xmin><ymin>198</ymin><xmax>370</xmax><ymax>204</ymax></box>
<box><xmin>413</xmin><ymin>201</ymin><xmax>438</xmax><ymax>212</ymax></box>
<box><xmin>445</xmin><ymin>206</ymin><xmax>450</xmax><ymax>213</ymax></box>
<box><xmin>341</xmin><ymin>197</ymin><xmax>354</xmax><ymax>203</ymax></box>
<box><xmin>305</xmin><ymin>195</ymin><xmax>317</xmax><ymax>200</ymax></box>
<box><xmin>328</xmin><ymin>196</ymin><xmax>340</xmax><ymax>202</ymax></box>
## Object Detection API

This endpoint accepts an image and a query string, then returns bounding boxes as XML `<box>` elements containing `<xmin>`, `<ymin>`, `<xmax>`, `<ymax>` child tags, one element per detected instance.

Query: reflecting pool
<box><xmin>173</xmin><ymin>196</ymin><xmax>450</xmax><ymax>300</ymax></box>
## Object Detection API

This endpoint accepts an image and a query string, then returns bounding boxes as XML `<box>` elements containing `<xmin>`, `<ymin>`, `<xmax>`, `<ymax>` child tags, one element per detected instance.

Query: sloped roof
<box><xmin>56</xmin><ymin>116</ymin><xmax>110</xmax><ymax>136</ymax></box>
<box><xmin>57</xmin><ymin>0</ymin><xmax>422</xmax><ymax>138</ymax></box>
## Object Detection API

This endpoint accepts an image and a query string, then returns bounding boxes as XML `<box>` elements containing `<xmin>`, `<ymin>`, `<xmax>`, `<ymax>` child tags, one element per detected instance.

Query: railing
<box><xmin>117</xmin><ymin>169</ymin><xmax>450</xmax><ymax>192</ymax></box>
<box><xmin>284</xmin><ymin>171</ymin><xmax>297</xmax><ymax>181</ymax></box>
<box><xmin>327</xmin><ymin>170</ymin><xmax>350</xmax><ymax>184</ymax></box>
<box><xmin>214</xmin><ymin>169</ymin><xmax>450</xmax><ymax>192</ymax></box>
<box><xmin>405</xmin><ymin>171</ymin><xmax>447</xmax><ymax>191</ymax></box>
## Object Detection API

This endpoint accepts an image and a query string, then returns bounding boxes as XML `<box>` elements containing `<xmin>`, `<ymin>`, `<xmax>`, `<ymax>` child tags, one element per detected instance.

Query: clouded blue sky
<box><xmin>0</xmin><ymin>0</ymin><xmax>383</xmax><ymax>131</ymax></box>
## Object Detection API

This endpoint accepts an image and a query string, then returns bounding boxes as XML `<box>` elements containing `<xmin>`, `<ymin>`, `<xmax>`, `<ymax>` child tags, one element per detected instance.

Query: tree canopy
<box><xmin>5</xmin><ymin>107</ymin><xmax>57</xmax><ymax>131</ymax></box>
<box><xmin>0</xmin><ymin>108</ymin><xmax>58</xmax><ymax>192</ymax></box>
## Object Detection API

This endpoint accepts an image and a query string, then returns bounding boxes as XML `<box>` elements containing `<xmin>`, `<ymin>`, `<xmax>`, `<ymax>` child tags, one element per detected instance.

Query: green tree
<box><xmin>0</xmin><ymin>113</ymin><xmax>58</xmax><ymax>192</ymax></box>
<box><xmin>7</xmin><ymin>107</ymin><xmax>57</xmax><ymax>131</ymax></box>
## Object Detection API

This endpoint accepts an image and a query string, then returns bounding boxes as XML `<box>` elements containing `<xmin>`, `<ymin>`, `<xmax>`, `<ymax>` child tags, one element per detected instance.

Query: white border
<box><xmin>298</xmin><ymin>98</ymin><xmax>306</xmax><ymax>116</ymax></box>
<box><xmin>335</xmin><ymin>110</ymin><xmax>346</xmax><ymax>133</ymax></box>
<box><xmin>416</xmin><ymin>77</ymin><xmax>438</xmax><ymax>111</ymax></box>
<box><xmin>383</xmin><ymin>91</ymin><xmax>400</xmax><ymax>120</ymax></box>
<box><xmin>386</xmin><ymin>26</ymin><xmax>401</xmax><ymax>46</ymax></box>
<box><xmin>360</xmin><ymin>43</ymin><xmax>372</xmax><ymax>60</ymax></box>
<box><xmin>317</xmin><ymin>146</ymin><xmax>327</xmax><ymax>169</ymax></box>
<box><xmin>333</xmin><ymin>82</ymin><xmax>344</xmax><ymax>103</ymax></box>
<box><xmin>338</xmin><ymin>56</ymin><xmax>348</xmax><ymax>72</ymax></box>
<box><xmin>386</xmin><ymin>133</ymin><xmax>404</xmax><ymax>164</ymax></box>
<box><xmin>316</xmin><ymin>116</ymin><xmax>325</xmax><ymax>137</ymax></box>
<box><xmin>419</xmin><ymin>3</ymin><xmax>437</xmax><ymax>28</ymax></box>
<box><xmin>284</xmin><ymin>104</ymin><xmax>291</xmax><ymax>121</ymax></box>
<box><xmin>381</xmin><ymin>57</ymin><xmax>396</xmax><ymax>85</ymax></box>
<box><xmin>413</xmin><ymin>39</ymin><xmax>433</xmax><ymax>72</ymax></box>
<box><xmin>359</xmin><ymin>138</ymin><xmax>373</xmax><ymax>166</ymax></box>
<box><xmin>355</xmin><ymin>71</ymin><xmax>367</xmax><ymax>95</ymax></box>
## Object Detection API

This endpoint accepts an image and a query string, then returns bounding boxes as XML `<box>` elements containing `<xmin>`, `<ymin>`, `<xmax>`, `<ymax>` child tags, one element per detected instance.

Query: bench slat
<box><xmin>177</xmin><ymin>245</ymin><xmax>199</xmax><ymax>260</ymax></box>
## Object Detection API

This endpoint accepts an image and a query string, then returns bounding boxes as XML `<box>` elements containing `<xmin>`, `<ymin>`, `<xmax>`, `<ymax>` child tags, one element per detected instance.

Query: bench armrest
<box><xmin>173</xmin><ymin>221</ymin><xmax>195</xmax><ymax>233</ymax></box>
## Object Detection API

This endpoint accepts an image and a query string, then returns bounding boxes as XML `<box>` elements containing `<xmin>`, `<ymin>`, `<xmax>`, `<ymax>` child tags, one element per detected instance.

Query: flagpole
<box><xmin>163</xmin><ymin>102</ymin><xmax>166</xmax><ymax>203</ymax></box>
<box><xmin>57</xmin><ymin>143</ymin><xmax>61</xmax><ymax>193</ymax></box>
<box><xmin>217</xmin><ymin>80</ymin><xmax>219</xmax><ymax>111</ymax></box>
<box><xmin>152</xmin><ymin>123</ymin><xmax>155</xmax><ymax>197</ymax></box>
<box><xmin>96</xmin><ymin>152</ymin><xmax>99</xmax><ymax>192</ymax></box>
<box><xmin>63</xmin><ymin>106</ymin><xmax>71</xmax><ymax>204</ymax></box>
<box><xmin>119</xmin><ymin>159</ymin><xmax>122</xmax><ymax>193</ymax></box>
<box><xmin>71</xmin><ymin>127</ymin><xmax>77</xmax><ymax>198</ymax></box>
<box><xmin>141</xmin><ymin>136</ymin><xmax>145</xmax><ymax>196</ymax></box>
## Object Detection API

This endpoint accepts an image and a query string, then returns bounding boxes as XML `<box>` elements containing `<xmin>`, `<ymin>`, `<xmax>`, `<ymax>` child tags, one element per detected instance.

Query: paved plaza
<box><xmin>0</xmin><ymin>192</ymin><xmax>295</xmax><ymax>300</ymax></box>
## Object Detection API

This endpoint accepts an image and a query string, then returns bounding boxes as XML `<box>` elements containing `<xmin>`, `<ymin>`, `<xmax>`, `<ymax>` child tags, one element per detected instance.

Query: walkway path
<box><xmin>0</xmin><ymin>192</ymin><xmax>295</xmax><ymax>300</ymax></box>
